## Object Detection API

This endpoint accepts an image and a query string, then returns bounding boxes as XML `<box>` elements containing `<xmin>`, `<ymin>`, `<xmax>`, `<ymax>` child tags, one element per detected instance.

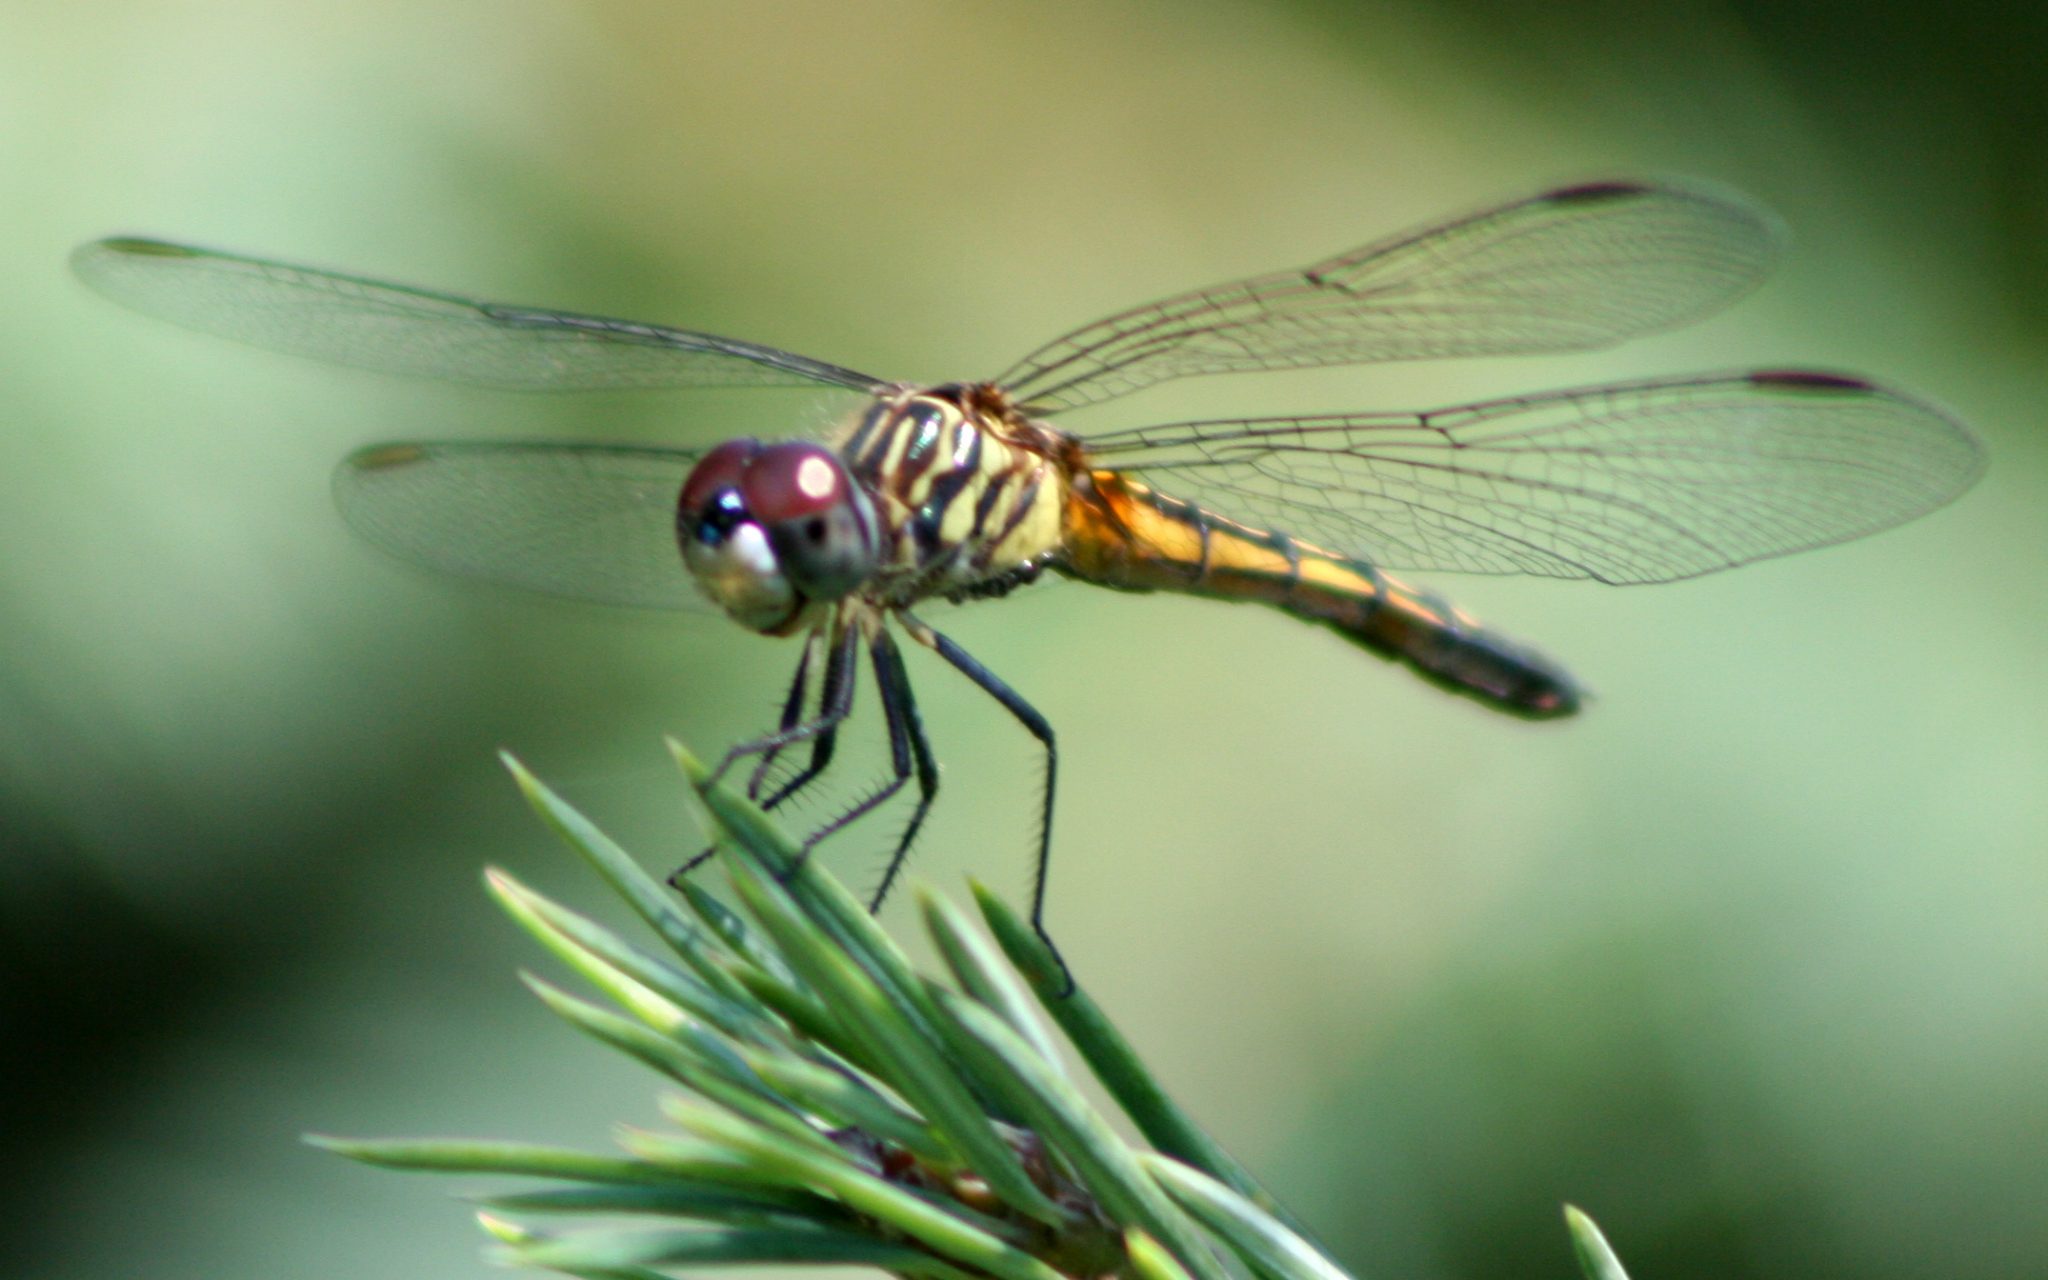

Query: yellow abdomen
<box><xmin>1056</xmin><ymin>469</ymin><xmax>1578</xmax><ymax>718</ymax></box>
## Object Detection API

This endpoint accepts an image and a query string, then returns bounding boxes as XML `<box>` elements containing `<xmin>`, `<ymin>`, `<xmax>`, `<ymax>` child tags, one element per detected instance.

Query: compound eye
<box><xmin>692</xmin><ymin>489</ymin><xmax>748</xmax><ymax>545</ymax></box>
<box><xmin>741</xmin><ymin>444</ymin><xmax>853</xmax><ymax>524</ymax></box>
<box><xmin>677</xmin><ymin>439</ymin><xmax>764</xmax><ymax>543</ymax></box>
<box><xmin>675</xmin><ymin>439</ymin><xmax>798</xmax><ymax>632</ymax></box>
<box><xmin>742</xmin><ymin>444</ymin><xmax>878</xmax><ymax>601</ymax></box>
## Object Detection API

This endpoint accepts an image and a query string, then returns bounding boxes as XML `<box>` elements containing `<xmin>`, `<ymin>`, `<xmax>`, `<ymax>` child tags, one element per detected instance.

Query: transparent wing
<box><xmin>1081</xmin><ymin>371</ymin><xmax>1983</xmax><ymax>584</ymax></box>
<box><xmin>334</xmin><ymin>442</ymin><xmax>710</xmax><ymax>609</ymax></box>
<box><xmin>999</xmin><ymin>181</ymin><xmax>1783</xmax><ymax>413</ymax></box>
<box><xmin>72</xmin><ymin>238</ymin><xmax>883</xmax><ymax>394</ymax></box>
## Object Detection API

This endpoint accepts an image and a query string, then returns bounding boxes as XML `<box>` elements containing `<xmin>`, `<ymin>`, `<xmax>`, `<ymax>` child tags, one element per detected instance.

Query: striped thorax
<box><xmin>832</xmin><ymin>382</ymin><xmax>1072</xmax><ymax>608</ymax></box>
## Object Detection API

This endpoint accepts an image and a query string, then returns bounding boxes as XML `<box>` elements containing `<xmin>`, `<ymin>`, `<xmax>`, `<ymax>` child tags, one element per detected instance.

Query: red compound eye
<box><xmin>675</xmin><ymin>439</ymin><xmax>875</xmax><ymax>604</ymax></box>
<box><xmin>677</xmin><ymin>438</ymin><xmax>764</xmax><ymax>522</ymax></box>
<box><xmin>740</xmin><ymin>443</ymin><xmax>851</xmax><ymax>523</ymax></box>
<box><xmin>732</xmin><ymin>442</ymin><xmax>879</xmax><ymax>601</ymax></box>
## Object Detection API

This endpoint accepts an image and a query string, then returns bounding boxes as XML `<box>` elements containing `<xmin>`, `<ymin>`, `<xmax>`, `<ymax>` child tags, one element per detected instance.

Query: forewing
<box><xmin>335</xmin><ymin>442</ymin><xmax>708</xmax><ymax>609</ymax></box>
<box><xmin>1081</xmin><ymin>372</ymin><xmax>1983</xmax><ymax>584</ymax></box>
<box><xmin>72</xmin><ymin>238</ymin><xmax>882</xmax><ymax>393</ymax></box>
<box><xmin>999</xmin><ymin>181</ymin><xmax>1782</xmax><ymax>412</ymax></box>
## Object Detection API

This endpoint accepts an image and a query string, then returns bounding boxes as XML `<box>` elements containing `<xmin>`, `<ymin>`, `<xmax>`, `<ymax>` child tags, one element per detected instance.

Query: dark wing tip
<box><xmin>346</xmin><ymin>443</ymin><xmax>434</xmax><ymax>472</ymax></box>
<box><xmin>1746</xmin><ymin>369</ymin><xmax>1987</xmax><ymax>499</ymax></box>
<box><xmin>85</xmin><ymin>236</ymin><xmax>197</xmax><ymax>259</ymax></box>
<box><xmin>1542</xmin><ymin>180</ymin><xmax>1657</xmax><ymax>206</ymax></box>
<box><xmin>1747</xmin><ymin>369</ymin><xmax>1876</xmax><ymax>394</ymax></box>
<box><xmin>1541</xmin><ymin>178</ymin><xmax>1786</xmax><ymax>261</ymax></box>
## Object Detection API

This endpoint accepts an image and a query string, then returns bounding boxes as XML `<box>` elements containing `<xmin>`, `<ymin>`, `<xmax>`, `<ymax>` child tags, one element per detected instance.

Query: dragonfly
<box><xmin>73</xmin><ymin>180</ymin><xmax>1983</xmax><ymax>974</ymax></box>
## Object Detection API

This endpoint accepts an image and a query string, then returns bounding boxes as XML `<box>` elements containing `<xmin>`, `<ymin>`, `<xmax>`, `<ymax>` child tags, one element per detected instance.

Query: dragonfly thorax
<box><xmin>676</xmin><ymin>439</ymin><xmax>880</xmax><ymax>634</ymax></box>
<box><xmin>832</xmin><ymin>384</ymin><xmax>1072</xmax><ymax>609</ymax></box>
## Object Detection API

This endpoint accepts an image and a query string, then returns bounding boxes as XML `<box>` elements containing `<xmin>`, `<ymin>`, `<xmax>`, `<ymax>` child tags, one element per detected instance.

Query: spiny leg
<box><xmin>671</xmin><ymin>628</ymin><xmax>856</xmax><ymax>891</ymax></box>
<box><xmin>865</xmin><ymin>627</ymin><xmax>939</xmax><ymax>914</ymax></box>
<box><xmin>745</xmin><ymin>629</ymin><xmax>820</xmax><ymax>800</ymax></box>
<box><xmin>741</xmin><ymin>630</ymin><xmax>819</xmax><ymax>798</ymax></box>
<box><xmin>709</xmin><ymin>625</ymin><xmax>861</xmax><ymax>786</ymax></box>
<box><xmin>781</xmin><ymin>630</ymin><xmax>918</xmax><ymax>876</ymax></box>
<box><xmin>902</xmin><ymin>612</ymin><xmax>1068</xmax><ymax>993</ymax></box>
<box><xmin>755</xmin><ymin>629</ymin><xmax>855</xmax><ymax>812</ymax></box>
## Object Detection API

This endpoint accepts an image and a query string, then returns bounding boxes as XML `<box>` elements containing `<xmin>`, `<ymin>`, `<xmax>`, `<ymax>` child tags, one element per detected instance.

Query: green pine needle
<box><xmin>311</xmin><ymin>746</ymin><xmax>1633</xmax><ymax>1280</ymax></box>
<box><xmin>1565</xmin><ymin>1205</ymin><xmax>1634</xmax><ymax>1280</ymax></box>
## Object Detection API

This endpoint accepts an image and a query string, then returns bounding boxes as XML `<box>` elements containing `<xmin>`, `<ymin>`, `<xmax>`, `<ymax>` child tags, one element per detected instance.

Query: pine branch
<box><xmin>309</xmin><ymin>743</ymin><xmax>1636</xmax><ymax>1280</ymax></box>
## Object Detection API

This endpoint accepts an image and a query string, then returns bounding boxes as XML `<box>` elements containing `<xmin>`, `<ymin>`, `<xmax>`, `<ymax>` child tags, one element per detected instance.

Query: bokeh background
<box><xmin>5</xmin><ymin>4</ymin><xmax>2043</xmax><ymax>1279</ymax></box>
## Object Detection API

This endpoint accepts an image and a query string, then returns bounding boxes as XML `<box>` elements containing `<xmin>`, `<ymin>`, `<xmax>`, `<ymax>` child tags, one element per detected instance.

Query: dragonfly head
<box><xmin>677</xmin><ymin>440</ymin><xmax>879</xmax><ymax>633</ymax></box>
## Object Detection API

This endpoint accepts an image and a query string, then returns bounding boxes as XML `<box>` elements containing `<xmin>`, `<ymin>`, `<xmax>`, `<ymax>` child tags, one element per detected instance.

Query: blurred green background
<box><xmin>5</xmin><ymin>3</ymin><xmax>2043</xmax><ymax>1278</ymax></box>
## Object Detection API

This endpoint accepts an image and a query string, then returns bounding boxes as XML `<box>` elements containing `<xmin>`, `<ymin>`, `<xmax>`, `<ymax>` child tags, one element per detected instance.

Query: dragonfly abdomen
<box><xmin>1059</xmin><ymin>470</ymin><xmax>1579</xmax><ymax>718</ymax></box>
<box><xmin>1333</xmin><ymin>576</ymin><xmax>1580</xmax><ymax>718</ymax></box>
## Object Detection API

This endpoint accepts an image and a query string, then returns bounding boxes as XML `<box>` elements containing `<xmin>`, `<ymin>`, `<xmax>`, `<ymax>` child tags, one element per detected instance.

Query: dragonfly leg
<box><xmin>865</xmin><ymin>628</ymin><xmax>939</xmax><ymax>914</ymax></box>
<box><xmin>901</xmin><ymin>613</ymin><xmax>1069</xmax><ymax>995</ymax></box>
<box><xmin>772</xmin><ymin>637</ymin><xmax>921</xmax><ymax>878</ymax></box>
<box><xmin>709</xmin><ymin>625</ymin><xmax>861</xmax><ymax>786</ymax></box>
<box><xmin>756</xmin><ymin>632</ymin><xmax>854</xmax><ymax>812</ymax></box>
<box><xmin>785</xmin><ymin>783</ymin><xmax>907</xmax><ymax>876</ymax></box>
<box><xmin>745</xmin><ymin>631</ymin><xmax>820</xmax><ymax>801</ymax></box>
<box><xmin>671</xmin><ymin>628</ymin><xmax>857</xmax><ymax>891</ymax></box>
<box><xmin>673</xmin><ymin>632</ymin><xmax>814</xmax><ymax>887</ymax></box>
